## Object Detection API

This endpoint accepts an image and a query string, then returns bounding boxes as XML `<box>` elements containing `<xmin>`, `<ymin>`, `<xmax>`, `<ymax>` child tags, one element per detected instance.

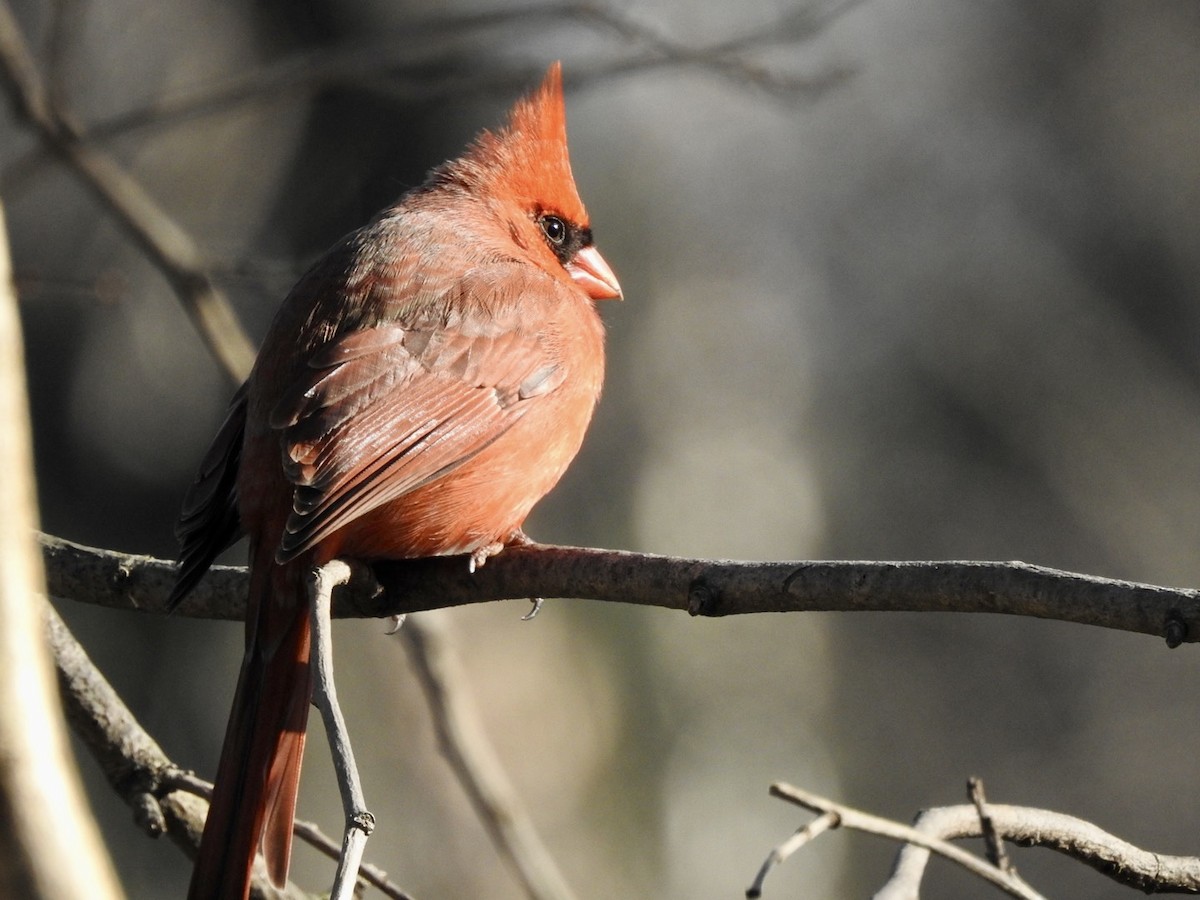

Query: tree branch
<box><xmin>40</xmin><ymin>533</ymin><xmax>1200</xmax><ymax>645</ymax></box>
<box><xmin>746</xmin><ymin>810</ymin><xmax>839</xmax><ymax>898</ymax></box>
<box><xmin>969</xmin><ymin>776</ymin><xmax>1014</xmax><ymax>875</ymax></box>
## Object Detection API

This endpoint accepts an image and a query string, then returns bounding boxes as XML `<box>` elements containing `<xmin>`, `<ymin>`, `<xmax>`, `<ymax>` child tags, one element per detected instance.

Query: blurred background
<box><xmin>5</xmin><ymin>0</ymin><xmax>1200</xmax><ymax>896</ymax></box>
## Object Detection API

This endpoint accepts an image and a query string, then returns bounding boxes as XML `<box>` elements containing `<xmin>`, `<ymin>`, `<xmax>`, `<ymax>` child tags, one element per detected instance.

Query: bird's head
<box><xmin>431</xmin><ymin>62</ymin><xmax>622</xmax><ymax>301</ymax></box>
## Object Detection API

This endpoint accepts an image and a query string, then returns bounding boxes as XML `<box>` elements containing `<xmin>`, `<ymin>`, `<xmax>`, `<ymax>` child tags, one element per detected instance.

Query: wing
<box><xmin>168</xmin><ymin>383</ymin><xmax>248</xmax><ymax>608</ymax></box>
<box><xmin>268</xmin><ymin>285</ymin><xmax>568</xmax><ymax>562</ymax></box>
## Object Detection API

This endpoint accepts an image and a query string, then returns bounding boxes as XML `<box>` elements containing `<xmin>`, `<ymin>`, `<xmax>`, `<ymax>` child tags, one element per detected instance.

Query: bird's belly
<box><xmin>331</xmin><ymin>400</ymin><xmax>590</xmax><ymax>560</ymax></box>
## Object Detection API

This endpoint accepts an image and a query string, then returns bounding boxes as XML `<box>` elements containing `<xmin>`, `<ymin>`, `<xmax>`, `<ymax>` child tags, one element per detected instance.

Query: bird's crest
<box><xmin>437</xmin><ymin>62</ymin><xmax>589</xmax><ymax>227</ymax></box>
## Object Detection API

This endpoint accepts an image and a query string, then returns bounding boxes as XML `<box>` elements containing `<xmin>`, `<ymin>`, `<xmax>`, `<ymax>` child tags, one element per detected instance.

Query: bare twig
<box><xmin>40</xmin><ymin>533</ymin><xmax>1200</xmax><ymax>646</ymax></box>
<box><xmin>43</xmin><ymin>0</ymin><xmax>83</xmax><ymax>108</ymax></box>
<box><xmin>160</xmin><ymin>771</ymin><xmax>413</xmax><ymax>900</ymax></box>
<box><xmin>289</xmin><ymin>819</ymin><xmax>413</xmax><ymax>900</ymax></box>
<box><xmin>878</xmin><ymin>800</ymin><xmax>1200</xmax><ymax>897</ymax></box>
<box><xmin>0</xmin><ymin>0</ymin><xmax>255</xmax><ymax>383</ymax></box>
<box><xmin>48</xmin><ymin>603</ymin><xmax>191</xmax><ymax>840</ymax></box>
<box><xmin>401</xmin><ymin>612</ymin><xmax>579</xmax><ymax>900</ymax></box>
<box><xmin>745</xmin><ymin>810</ymin><xmax>839</xmax><ymax>898</ymax></box>
<box><xmin>565</xmin><ymin>0</ymin><xmax>864</xmax><ymax>98</ymax></box>
<box><xmin>309</xmin><ymin>560</ymin><xmax>376</xmax><ymax>900</ymax></box>
<box><xmin>969</xmin><ymin>777</ymin><xmax>1014</xmax><ymax>874</ymax></box>
<box><xmin>765</xmin><ymin>784</ymin><xmax>1046</xmax><ymax>900</ymax></box>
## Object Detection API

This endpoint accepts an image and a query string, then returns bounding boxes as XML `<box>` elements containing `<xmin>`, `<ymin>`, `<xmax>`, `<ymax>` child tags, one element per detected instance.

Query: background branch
<box><xmin>1</xmin><ymin>0</ymin><xmax>859</xmax><ymax>184</ymax></box>
<box><xmin>401</xmin><ymin>613</ymin><xmax>579</xmax><ymax>900</ymax></box>
<box><xmin>0</xmin><ymin>200</ymin><xmax>122</xmax><ymax>898</ymax></box>
<box><xmin>0</xmin><ymin>0</ymin><xmax>255</xmax><ymax>383</ymax></box>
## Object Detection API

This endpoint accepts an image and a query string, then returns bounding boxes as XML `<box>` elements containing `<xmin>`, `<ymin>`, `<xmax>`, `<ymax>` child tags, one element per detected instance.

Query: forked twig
<box><xmin>760</xmin><ymin>783</ymin><xmax>1046</xmax><ymax>900</ymax></box>
<box><xmin>756</xmin><ymin>781</ymin><xmax>1200</xmax><ymax>898</ymax></box>
<box><xmin>880</xmin><ymin>801</ymin><xmax>1200</xmax><ymax>897</ymax></box>
<box><xmin>309</xmin><ymin>559</ymin><xmax>376</xmax><ymax>900</ymax></box>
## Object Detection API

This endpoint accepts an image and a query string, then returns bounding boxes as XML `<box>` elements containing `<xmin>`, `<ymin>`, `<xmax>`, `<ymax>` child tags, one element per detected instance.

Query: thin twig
<box><xmin>401</xmin><ymin>612</ymin><xmax>580</xmax><ymax>900</ymax></box>
<box><xmin>766</xmin><ymin>784</ymin><xmax>1047</xmax><ymax>900</ymax></box>
<box><xmin>291</xmin><ymin>820</ymin><xmax>413</xmax><ymax>900</ymax></box>
<box><xmin>746</xmin><ymin>810</ymin><xmax>840</xmax><ymax>898</ymax></box>
<box><xmin>565</xmin><ymin>0</ymin><xmax>865</xmax><ymax>98</ymax></box>
<box><xmin>43</xmin><ymin>0</ymin><xmax>83</xmax><ymax>109</ymax></box>
<box><xmin>309</xmin><ymin>560</ymin><xmax>376</xmax><ymax>900</ymax></box>
<box><xmin>969</xmin><ymin>777</ymin><xmax>1013</xmax><ymax>874</ymax></box>
<box><xmin>0</xmin><ymin>0</ymin><xmax>255</xmax><ymax>383</ymax></box>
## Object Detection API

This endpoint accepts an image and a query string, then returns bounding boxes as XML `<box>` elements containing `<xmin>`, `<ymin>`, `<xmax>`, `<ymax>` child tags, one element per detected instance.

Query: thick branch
<box><xmin>40</xmin><ymin>533</ymin><xmax>1200</xmax><ymax>646</ymax></box>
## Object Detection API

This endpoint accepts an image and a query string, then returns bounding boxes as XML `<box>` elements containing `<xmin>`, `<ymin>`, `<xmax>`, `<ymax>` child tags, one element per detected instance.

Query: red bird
<box><xmin>169</xmin><ymin>63</ymin><xmax>620</xmax><ymax>900</ymax></box>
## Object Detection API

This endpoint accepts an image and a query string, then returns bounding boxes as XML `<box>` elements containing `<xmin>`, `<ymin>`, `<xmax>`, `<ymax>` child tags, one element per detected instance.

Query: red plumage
<box><xmin>170</xmin><ymin>63</ymin><xmax>620</xmax><ymax>899</ymax></box>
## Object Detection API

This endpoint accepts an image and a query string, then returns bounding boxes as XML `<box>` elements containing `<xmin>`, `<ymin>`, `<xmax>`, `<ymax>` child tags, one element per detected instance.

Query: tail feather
<box><xmin>261</xmin><ymin>692</ymin><xmax>309</xmax><ymax>885</ymax></box>
<box><xmin>187</xmin><ymin>553</ymin><xmax>313</xmax><ymax>900</ymax></box>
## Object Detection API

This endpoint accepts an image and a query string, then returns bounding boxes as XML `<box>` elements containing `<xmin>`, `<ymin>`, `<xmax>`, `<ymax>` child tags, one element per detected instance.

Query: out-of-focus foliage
<box><xmin>4</xmin><ymin>1</ymin><xmax>1199</xmax><ymax>897</ymax></box>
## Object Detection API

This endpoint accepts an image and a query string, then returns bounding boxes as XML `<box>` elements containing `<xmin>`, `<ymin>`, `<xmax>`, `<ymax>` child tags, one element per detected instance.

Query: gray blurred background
<box><xmin>5</xmin><ymin>0</ymin><xmax>1200</xmax><ymax>897</ymax></box>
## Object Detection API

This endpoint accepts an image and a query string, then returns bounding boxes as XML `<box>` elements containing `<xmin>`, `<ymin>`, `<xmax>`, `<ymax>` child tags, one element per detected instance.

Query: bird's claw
<box><xmin>467</xmin><ymin>542</ymin><xmax>505</xmax><ymax>574</ymax></box>
<box><xmin>521</xmin><ymin>598</ymin><xmax>545</xmax><ymax>621</ymax></box>
<box><xmin>384</xmin><ymin>614</ymin><xmax>407</xmax><ymax>634</ymax></box>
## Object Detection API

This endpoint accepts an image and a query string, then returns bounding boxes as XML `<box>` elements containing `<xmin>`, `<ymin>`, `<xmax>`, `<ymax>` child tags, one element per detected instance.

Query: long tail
<box><xmin>187</xmin><ymin>549</ymin><xmax>313</xmax><ymax>900</ymax></box>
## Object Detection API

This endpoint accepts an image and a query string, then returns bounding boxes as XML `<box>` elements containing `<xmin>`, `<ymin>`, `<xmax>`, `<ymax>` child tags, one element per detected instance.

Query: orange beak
<box><xmin>567</xmin><ymin>245</ymin><xmax>623</xmax><ymax>300</ymax></box>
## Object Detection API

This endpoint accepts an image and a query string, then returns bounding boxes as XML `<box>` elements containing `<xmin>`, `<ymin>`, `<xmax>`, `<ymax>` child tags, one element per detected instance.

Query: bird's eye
<box><xmin>539</xmin><ymin>215</ymin><xmax>567</xmax><ymax>246</ymax></box>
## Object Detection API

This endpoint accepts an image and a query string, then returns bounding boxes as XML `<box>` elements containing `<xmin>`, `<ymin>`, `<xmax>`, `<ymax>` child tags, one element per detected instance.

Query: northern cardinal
<box><xmin>169</xmin><ymin>63</ymin><xmax>620</xmax><ymax>900</ymax></box>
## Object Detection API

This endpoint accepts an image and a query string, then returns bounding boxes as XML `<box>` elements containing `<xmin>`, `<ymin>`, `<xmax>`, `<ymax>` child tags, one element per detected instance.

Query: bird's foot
<box><xmin>467</xmin><ymin>542</ymin><xmax>505</xmax><ymax>573</ymax></box>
